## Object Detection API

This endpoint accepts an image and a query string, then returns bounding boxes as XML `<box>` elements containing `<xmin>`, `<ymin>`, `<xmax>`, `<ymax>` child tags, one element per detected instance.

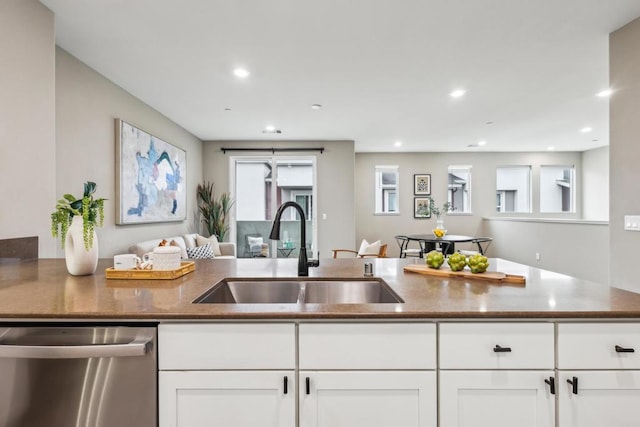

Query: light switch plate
<box><xmin>624</xmin><ymin>215</ymin><xmax>640</xmax><ymax>231</ymax></box>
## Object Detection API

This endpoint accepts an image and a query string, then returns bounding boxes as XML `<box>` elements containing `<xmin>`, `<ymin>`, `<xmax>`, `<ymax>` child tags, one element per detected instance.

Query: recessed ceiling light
<box><xmin>592</xmin><ymin>139</ymin><xmax>599</xmax><ymax>142</ymax></box>
<box><xmin>224</xmin><ymin>108</ymin><xmax>232</xmax><ymax>111</ymax></box>
<box><xmin>233</xmin><ymin>68</ymin><xmax>250</xmax><ymax>78</ymax></box>
<box><xmin>394</xmin><ymin>141</ymin><xmax>402</xmax><ymax>147</ymax></box>
<box><xmin>547</xmin><ymin>146</ymin><xmax>555</xmax><ymax>151</ymax></box>
<box><xmin>450</xmin><ymin>89</ymin><xmax>466</xmax><ymax>98</ymax></box>
<box><xmin>311</xmin><ymin>104</ymin><xmax>322</xmax><ymax>110</ymax></box>
<box><xmin>581</xmin><ymin>127</ymin><xmax>593</xmax><ymax>133</ymax></box>
<box><xmin>262</xmin><ymin>125</ymin><xmax>282</xmax><ymax>134</ymax></box>
<box><xmin>596</xmin><ymin>89</ymin><xmax>612</xmax><ymax>97</ymax></box>
<box><xmin>485</xmin><ymin>121</ymin><xmax>494</xmax><ymax>125</ymax></box>
<box><xmin>477</xmin><ymin>140</ymin><xmax>487</xmax><ymax>146</ymax></box>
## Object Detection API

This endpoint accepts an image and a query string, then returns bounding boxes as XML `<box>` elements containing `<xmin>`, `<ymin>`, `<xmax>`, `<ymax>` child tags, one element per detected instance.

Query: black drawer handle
<box><xmin>544</xmin><ymin>376</ymin><xmax>556</xmax><ymax>395</ymax></box>
<box><xmin>567</xmin><ymin>376</ymin><xmax>578</xmax><ymax>395</ymax></box>
<box><xmin>306</xmin><ymin>377</ymin><xmax>310</xmax><ymax>395</ymax></box>
<box><xmin>493</xmin><ymin>345</ymin><xmax>512</xmax><ymax>353</ymax></box>
<box><xmin>615</xmin><ymin>345</ymin><xmax>635</xmax><ymax>353</ymax></box>
<box><xmin>283</xmin><ymin>376</ymin><xmax>288</xmax><ymax>394</ymax></box>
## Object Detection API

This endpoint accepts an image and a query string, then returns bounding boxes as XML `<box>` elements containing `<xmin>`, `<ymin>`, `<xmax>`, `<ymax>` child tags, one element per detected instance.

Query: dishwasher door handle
<box><xmin>0</xmin><ymin>335</ymin><xmax>153</xmax><ymax>359</ymax></box>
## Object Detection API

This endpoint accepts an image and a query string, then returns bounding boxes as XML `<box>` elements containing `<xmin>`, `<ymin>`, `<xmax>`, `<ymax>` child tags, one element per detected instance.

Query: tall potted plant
<box><xmin>196</xmin><ymin>182</ymin><xmax>234</xmax><ymax>241</ymax></box>
<box><xmin>51</xmin><ymin>181</ymin><xmax>106</xmax><ymax>275</ymax></box>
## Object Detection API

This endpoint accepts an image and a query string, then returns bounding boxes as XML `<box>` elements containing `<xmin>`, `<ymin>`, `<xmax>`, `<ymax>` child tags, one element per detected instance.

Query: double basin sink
<box><xmin>193</xmin><ymin>277</ymin><xmax>403</xmax><ymax>304</ymax></box>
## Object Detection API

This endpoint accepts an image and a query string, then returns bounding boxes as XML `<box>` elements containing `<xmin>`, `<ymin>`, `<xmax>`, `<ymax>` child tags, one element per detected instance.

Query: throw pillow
<box><xmin>186</xmin><ymin>243</ymin><xmax>214</xmax><ymax>259</ymax></box>
<box><xmin>357</xmin><ymin>239</ymin><xmax>381</xmax><ymax>257</ymax></box>
<box><xmin>196</xmin><ymin>234</ymin><xmax>222</xmax><ymax>257</ymax></box>
<box><xmin>247</xmin><ymin>236</ymin><xmax>263</xmax><ymax>252</ymax></box>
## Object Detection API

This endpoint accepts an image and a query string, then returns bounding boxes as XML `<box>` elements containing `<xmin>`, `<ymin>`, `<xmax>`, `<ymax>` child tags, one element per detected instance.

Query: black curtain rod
<box><xmin>220</xmin><ymin>147</ymin><xmax>324</xmax><ymax>154</ymax></box>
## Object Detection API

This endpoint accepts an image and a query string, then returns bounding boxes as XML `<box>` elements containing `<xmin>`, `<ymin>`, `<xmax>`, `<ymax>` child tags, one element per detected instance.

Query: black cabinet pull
<box><xmin>305</xmin><ymin>377</ymin><xmax>310</xmax><ymax>395</ymax></box>
<box><xmin>283</xmin><ymin>376</ymin><xmax>288</xmax><ymax>394</ymax></box>
<box><xmin>615</xmin><ymin>345</ymin><xmax>635</xmax><ymax>353</ymax></box>
<box><xmin>544</xmin><ymin>376</ymin><xmax>556</xmax><ymax>395</ymax></box>
<box><xmin>567</xmin><ymin>376</ymin><xmax>578</xmax><ymax>394</ymax></box>
<box><xmin>493</xmin><ymin>345</ymin><xmax>512</xmax><ymax>353</ymax></box>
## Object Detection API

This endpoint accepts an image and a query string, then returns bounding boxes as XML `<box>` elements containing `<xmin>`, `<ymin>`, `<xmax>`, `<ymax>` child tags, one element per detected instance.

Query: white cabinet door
<box><xmin>559</xmin><ymin>371</ymin><xmax>640</xmax><ymax>427</ymax></box>
<box><xmin>299</xmin><ymin>371</ymin><xmax>436</xmax><ymax>427</ymax></box>
<box><xmin>159</xmin><ymin>370</ymin><xmax>295</xmax><ymax>427</ymax></box>
<box><xmin>440</xmin><ymin>371</ymin><xmax>555</xmax><ymax>427</ymax></box>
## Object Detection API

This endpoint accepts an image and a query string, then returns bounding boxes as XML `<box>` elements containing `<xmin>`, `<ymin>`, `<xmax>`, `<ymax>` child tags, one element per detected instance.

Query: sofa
<box><xmin>129</xmin><ymin>233</ymin><xmax>236</xmax><ymax>260</ymax></box>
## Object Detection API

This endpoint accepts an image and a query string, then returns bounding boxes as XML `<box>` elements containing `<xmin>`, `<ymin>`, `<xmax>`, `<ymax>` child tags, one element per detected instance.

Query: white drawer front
<box><xmin>158</xmin><ymin>323</ymin><xmax>295</xmax><ymax>370</ymax></box>
<box><xmin>558</xmin><ymin>323</ymin><xmax>640</xmax><ymax>369</ymax></box>
<box><xmin>299</xmin><ymin>323</ymin><xmax>436</xmax><ymax>369</ymax></box>
<box><xmin>439</xmin><ymin>323</ymin><xmax>554</xmax><ymax>369</ymax></box>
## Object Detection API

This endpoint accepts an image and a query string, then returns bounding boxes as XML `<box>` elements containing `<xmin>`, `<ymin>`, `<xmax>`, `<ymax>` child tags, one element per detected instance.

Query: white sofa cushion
<box><xmin>196</xmin><ymin>234</ymin><xmax>222</xmax><ymax>257</ymax></box>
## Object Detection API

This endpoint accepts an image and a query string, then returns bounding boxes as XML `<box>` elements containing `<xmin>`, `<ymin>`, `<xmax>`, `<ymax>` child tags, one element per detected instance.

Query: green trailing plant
<box><xmin>428</xmin><ymin>199</ymin><xmax>454</xmax><ymax>219</ymax></box>
<box><xmin>51</xmin><ymin>181</ymin><xmax>106</xmax><ymax>250</ymax></box>
<box><xmin>197</xmin><ymin>182</ymin><xmax>234</xmax><ymax>241</ymax></box>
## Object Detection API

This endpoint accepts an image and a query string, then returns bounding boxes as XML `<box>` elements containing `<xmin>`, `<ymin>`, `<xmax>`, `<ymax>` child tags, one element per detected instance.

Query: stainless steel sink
<box><xmin>193</xmin><ymin>278</ymin><xmax>403</xmax><ymax>304</ymax></box>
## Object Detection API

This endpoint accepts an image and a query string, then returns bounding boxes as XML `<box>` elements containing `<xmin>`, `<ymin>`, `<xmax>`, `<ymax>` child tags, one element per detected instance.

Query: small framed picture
<box><xmin>414</xmin><ymin>197</ymin><xmax>431</xmax><ymax>219</ymax></box>
<box><xmin>414</xmin><ymin>174</ymin><xmax>431</xmax><ymax>195</ymax></box>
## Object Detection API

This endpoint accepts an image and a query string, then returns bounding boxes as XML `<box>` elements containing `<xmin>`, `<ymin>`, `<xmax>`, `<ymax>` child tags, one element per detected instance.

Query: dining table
<box><xmin>404</xmin><ymin>234</ymin><xmax>479</xmax><ymax>256</ymax></box>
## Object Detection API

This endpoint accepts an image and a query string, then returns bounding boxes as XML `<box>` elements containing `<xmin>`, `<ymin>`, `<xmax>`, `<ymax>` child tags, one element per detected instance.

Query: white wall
<box><xmin>203</xmin><ymin>141</ymin><xmax>355</xmax><ymax>259</ymax></box>
<box><xmin>582</xmin><ymin>146</ymin><xmax>609</xmax><ymax>220</ymax></box>
<box><xmin>610</xmin><ymin>17</ymin><xmax>640</xmax><ymax>293</ymax></box>
<box><xmin>0</xmin><ymin>0</ymin><xmax>56</xmax><ymax>257</ymax></box>
<box><xmin>55</xmin><ymin>48</ymin><xmax>203</xmax><ymax>257</ymax></box>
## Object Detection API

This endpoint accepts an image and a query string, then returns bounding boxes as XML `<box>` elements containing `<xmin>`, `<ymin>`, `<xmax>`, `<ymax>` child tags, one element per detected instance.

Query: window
<box><xmin>447</xmin><ymin>165</ymin><xmax>471</xmax><ymax>213</ymax></box>
<box><xmin>496</xmin><ymin>166</ymin><xmax>531</xmax><ymax>213</ymax></box>
<box><xmin>375</xmin><ymin>165</ymin><xmax>399</xmax><ymax>214</ymax></box>
<box><xmin>540</xmin><ymin>165</ymin><xmax>575</xmax><ymax>213</ymax></box>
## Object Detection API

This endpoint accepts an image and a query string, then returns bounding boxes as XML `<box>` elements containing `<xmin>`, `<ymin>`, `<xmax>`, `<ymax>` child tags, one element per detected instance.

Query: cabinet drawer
<box><xmin>558</xmin><ymin>323</ymin><xmax>640</xmax><ymax>369</ymax></box>
<box><xmin>299</xmin><ymin>323</ymin><xmax>436</xmax><ymax>369</ymax></box>
<box><xmin>439</xmin><ymin>323</ymin><xmax>554</xmax><ymax>369</ymax></box>
<box><xmin>158</xmin><ymin>323</ymin><xmax>295</xmax><ymax>370</ymax></box>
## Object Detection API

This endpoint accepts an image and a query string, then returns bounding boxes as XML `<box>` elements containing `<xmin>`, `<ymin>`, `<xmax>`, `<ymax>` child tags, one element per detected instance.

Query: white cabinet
<box><xmin>159</xmin><ymin>322</ymin><xmax>436</xmax><ymax>427</ymax></box>
<box><xmin>299</xmin><ymin>323</ymin><xmax>437</xmax><ymax>427</ymax></box>
<box><xmin>158</xmin><ymin>323</ymin><xmax>296</xmax><ymax>427</ymax></box>
<box><xmin>439</xmin><ymin>323</ymin><xmax>555</xmax><ymax>427</ymax></box>
<box><xmin>159</xmin><ymin>371</ymin><xmax>295</xmax><ymax>427</ymax></box>
<box><xmin>558</xmin><ymin>323</ymin><xmax>640</xmax><ymax>427</ymax></box>
<box><xmin>300</xmin><ymin>371</ymin><xmax>436</xmax><ymax>427</ymax></box>
<box><xmin>440</xmin><ymin>371</ymin><xmax>555</xmax><ymax>427</ymax></box>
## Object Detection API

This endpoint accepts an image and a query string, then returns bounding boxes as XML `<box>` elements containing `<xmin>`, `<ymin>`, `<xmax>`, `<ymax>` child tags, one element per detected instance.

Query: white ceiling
<box><xmin>41</xmin><ymin>0</ymin><xmax>640</xmax><ymax>152</ymax></box>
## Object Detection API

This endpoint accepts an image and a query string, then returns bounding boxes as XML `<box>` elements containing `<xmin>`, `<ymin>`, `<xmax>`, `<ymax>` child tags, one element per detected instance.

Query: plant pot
<box><xmin>432</xmin><ymin>218</ymin><xmax>447</xmax><ymax>239</ymax></box>
<box><xmin>65</xmin><ymin>216</ymin><xmax>99</xmax><ymax>276</ymax></box>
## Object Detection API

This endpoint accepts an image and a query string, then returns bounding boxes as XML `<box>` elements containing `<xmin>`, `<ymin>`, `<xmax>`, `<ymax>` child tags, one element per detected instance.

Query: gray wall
<box><xmin>55</xmin><ymin>48</ymin><xmax>203</xmax><ymax>258</ymax></box>
<box><xmin>356</xmin><ymin>151</ymin><xmax>583</xmax><ymax>250</ymax></box>
<box><xmin>582</xmin><ymin>146</ymin><xmax>609</xmax><ymax>221</ymax></box>
<box><xmin>202</xmin><ymin>141</ymin><xmax>355</xmax><ymax>259</ymax></box>
<box><xmin>610</xmin><ymin>17</ymin><xmax>640</xmax><ymax>293</ymax></box>
<box><xmin>0</xmin><ymin>0</ymin><xmax>56</xmax><ymax>257</ymax></box>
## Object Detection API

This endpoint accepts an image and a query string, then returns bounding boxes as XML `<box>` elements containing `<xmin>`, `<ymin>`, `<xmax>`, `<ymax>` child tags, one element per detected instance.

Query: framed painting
<box><xmin>414</xmin><ymin>174</ymin><xmax>431</xmax><ymax>195</ymax></box>
<box><xmin>414</xmin><ymin>197</ymin><xmax>431</xmax><ymax>219</ymax></box>
<box><xmin>115</xmin><ymin>119</ymin><xmax>186</xmax><ymax>224</ymax></box>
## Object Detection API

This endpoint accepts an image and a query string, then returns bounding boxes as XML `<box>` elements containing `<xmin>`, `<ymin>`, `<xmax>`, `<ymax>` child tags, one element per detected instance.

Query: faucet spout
<box><xmin>269</xmin><ymin>201</ymin><xmax>311</xmax><ymax>276</ymax></box>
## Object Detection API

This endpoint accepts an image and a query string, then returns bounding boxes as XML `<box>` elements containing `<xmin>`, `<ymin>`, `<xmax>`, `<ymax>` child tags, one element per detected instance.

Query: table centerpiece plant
<box><xmin>428</xmin><ymin>199</ymin><xmax>454</xmax><ymax>238</ymax></box>
<box><xmin>51</xmin><ymin>181</ymin><xmax>106</xmax><ymax>275</ymax></box>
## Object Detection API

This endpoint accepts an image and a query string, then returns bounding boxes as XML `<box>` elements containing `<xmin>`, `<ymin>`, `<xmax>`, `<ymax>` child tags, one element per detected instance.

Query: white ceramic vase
<box><xmin>65</xmin><ymin>216</ymin><xmax>98</xmax><ymax>276</ymax></box>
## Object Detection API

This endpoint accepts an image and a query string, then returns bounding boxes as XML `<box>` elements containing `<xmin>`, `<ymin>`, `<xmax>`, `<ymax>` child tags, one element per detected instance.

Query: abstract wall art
<box><xmin>115</xmin><ymin>119</ymin><xmax>186</xmax><ymax>224</ymax></box>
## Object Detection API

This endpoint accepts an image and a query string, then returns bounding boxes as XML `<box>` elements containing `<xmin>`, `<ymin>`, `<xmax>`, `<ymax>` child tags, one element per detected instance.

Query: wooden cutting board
<box><xmin>403</xmin><ymin>264</ymin><xmax>526</xmax><ymax>285</ymax></box>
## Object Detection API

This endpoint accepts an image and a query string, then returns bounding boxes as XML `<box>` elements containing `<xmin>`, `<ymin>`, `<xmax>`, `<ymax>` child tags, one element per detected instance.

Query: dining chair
<box><xmin>458</xmin><ymin>237</ymin><xmax>493</xmax><ymax>256</ymax></box>
<box><xmin>394</xmin><ymin>235</ymin><xmax>423</xmax><ymax>258</ymax></box>
<box><xmin>332</xmin><ymin>241</ymin><xmax>388</xmax><ymax>258</ymax></box>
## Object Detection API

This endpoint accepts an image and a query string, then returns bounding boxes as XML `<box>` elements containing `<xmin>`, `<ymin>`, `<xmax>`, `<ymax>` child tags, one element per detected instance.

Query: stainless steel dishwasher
<box><xmin>0</xmin><ymin>325</ymin><xmax>156</xmax><ymax>427</ymax></box>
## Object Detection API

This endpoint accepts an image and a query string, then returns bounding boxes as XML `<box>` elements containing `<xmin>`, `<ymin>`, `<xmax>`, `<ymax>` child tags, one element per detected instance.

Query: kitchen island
<box><xmin>1</xmin><ymin>257</ymin><xmax>640</xmax><ymax>319</ymax></box>
<box><xmin>2</xmin><ymin>258</ymin><xmax>640</xmax><ymax>427</ymax></box>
